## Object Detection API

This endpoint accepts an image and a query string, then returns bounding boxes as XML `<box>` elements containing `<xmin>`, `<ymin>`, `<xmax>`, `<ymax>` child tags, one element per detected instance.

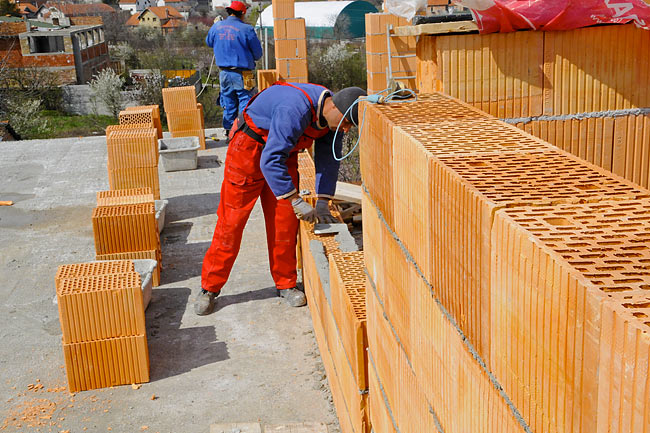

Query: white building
<box><xmin>119</xmin><ymin>0</ymin><xmax>155</xmax><ymax>15</ymax></box>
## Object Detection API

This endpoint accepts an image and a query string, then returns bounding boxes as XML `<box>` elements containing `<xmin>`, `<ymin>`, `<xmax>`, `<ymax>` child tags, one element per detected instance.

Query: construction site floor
<box><xmin>0</xmin><ymin>129</ymin><xmax>339</xmax><ymax>433</ymax></box>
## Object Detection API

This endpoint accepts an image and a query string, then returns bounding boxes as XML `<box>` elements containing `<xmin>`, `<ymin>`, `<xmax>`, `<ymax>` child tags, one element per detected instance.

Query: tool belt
<box><xmin>219</xmin><ymin>68</ymin><xmax>256</xmax><ymax>91</ymax></box>
<box><xmin>235</xmin><ymin>112</ymin><xmax>265</xmax><ymax>145</ymax></box>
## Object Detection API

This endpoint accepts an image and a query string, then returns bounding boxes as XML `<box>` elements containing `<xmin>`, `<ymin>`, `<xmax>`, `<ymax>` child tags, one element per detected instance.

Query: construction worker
<box><xmin>206</xmin><ymin>0</ymin><xmax>262</xmax><ymax>138</ymax></box>
<box><xmin>195</xmin><ymin>83</ymin><xmax>367</xmax><ymax>315</ymax></box>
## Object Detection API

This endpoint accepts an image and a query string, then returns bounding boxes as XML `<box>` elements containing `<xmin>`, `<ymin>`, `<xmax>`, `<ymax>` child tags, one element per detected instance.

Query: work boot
<box><xmin>277</xmin><ymin>288</ymin><xmax>307</xmax><ymax>307</ymax></box>
<box><xmin>194</xmin><ymin>289</ymin><xmax>218</xmax><ymax>315</ymax></box>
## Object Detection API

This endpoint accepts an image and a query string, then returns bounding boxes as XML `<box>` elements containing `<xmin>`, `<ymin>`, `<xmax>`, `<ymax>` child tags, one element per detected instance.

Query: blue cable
<box><xmin>332</xmin><ymin>88</ymin><xmax>418</xmax><ymax>162</ymax></box>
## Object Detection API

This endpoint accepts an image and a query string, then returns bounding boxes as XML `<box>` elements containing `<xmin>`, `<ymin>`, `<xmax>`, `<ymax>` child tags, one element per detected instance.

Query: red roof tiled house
<box><xmin>126</xmin><ymin>6</ymin><xmax>186</xmax><ymax>34</ymax></box>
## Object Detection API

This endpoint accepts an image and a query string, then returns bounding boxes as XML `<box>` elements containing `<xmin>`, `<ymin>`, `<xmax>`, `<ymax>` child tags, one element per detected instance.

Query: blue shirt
<box><xmin>245</xmin><ymin>83</ymin><xmax>343</xmax><ymax>199</ymax></box>
<box><xmin>206</xmin><ymin>16</ymin><xmax>263</xmax><ymax>70</ymax></box>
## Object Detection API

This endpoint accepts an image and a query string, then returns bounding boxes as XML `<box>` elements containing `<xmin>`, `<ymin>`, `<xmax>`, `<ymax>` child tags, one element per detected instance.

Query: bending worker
<box><xmin>205</xmin><ymin>1</ymin><xmax>262</xmax><ymax>138</ymax></box>
<box><xmin>195</xmin><ymin>83</ymin><xmax>367</xmax><ymax>315</ymax></box>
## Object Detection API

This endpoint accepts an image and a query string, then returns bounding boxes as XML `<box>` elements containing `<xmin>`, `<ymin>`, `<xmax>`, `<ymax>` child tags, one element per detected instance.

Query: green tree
<box><xmin>0</xmin><ymin>0</ymin><xmax>20</xmax><ymax>17</ymax></box>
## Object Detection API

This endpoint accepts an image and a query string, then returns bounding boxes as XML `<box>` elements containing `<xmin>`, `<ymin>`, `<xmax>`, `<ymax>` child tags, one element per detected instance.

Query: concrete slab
<box><xmin>264</xmin><ymin>422</ymin><xmax>329</xmax><ymax>432</ymax></box>
<box><xmin>210</xmin><ymin>422</ymin><xmax>262</xmax><ymax>433</ymax></box>
<box><xmin>0</xmin><ymin>129</ymin><xmax>339</xmax><ymax>432</ymax></box>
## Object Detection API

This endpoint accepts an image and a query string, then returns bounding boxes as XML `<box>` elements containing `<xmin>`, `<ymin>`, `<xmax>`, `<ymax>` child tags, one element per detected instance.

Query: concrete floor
<box><xmin>0</xmin><ymin>129</ymin><xmax>339</xmax><ymax>433</ymax></box>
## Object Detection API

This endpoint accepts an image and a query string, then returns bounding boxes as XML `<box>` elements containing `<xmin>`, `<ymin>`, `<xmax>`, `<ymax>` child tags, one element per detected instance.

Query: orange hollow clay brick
<box><xmin>491</xmin><ymin>200</ymin><xmax>650</xmax><ymax>433</ymax></box>
<box><xmin>108</xmin><ymin>166</ymin><xmax>160</xmax><ymax>200</ymax></box>
<box><xmin>92</xmin><ymin>203</ymin><xmax>160</xmax><ymax>256</ymax></box>
<box><xmin>96</xmin><ymin>188</ymin><xmax>154</xmax><ymax>207</ymax></box>
<box><xmin>299</xmin><ymin>223</ymin><xmax>369</xmax><ymax>433</ymax></box>
<box><xmin>257</xmin><ymin>69</ymin><xmax>280</xmax><ymax>91</ymax></box>
<box><xmin>162</xmin><ymin>85</ymin><xmax>197</xmax><ymax>113</ymax></box>
<box><xmin>123</xmin><ymin>105</ymin><xmax>162</xmax><ymax>139</ymax></box>
<box><xmin>106</xmin><ymin>123</ymin><xmax>152</xmax><ymax>137</ymax></box>
<box><xmin>55</xmin><ymin>260</ymin><xmax>134</xmax><ymax>289</ymax></box>
<box><xmin>96</xmin><ymin>249</ymin><xmax>161</xmax><ymax>287</ymax></box>
<box><xmin>56</xmin><ymin>273</ymin><xmax>145</xmax><ymax>344</ymax></box>
<box><xmin>166</xmin><ymin>108</ymin><xmax>203</xmax><ymax>134</ymax></box>
<box><xmin>363</xmin><ymin>191</ymin><xmax>529</xmax><ymax>433</ymax></box>
<box><xmin>277</xmin><ymin>58</ymin><xmax>308</xmax><ymax>81</ymax></box>
<box><xmin>284</xmin><ymin>17</ymin><xmax>305</xmax><ymax>39</ymax></box>
<box><xmin>118</xmin><ymin>109</ymin><xmax>157</xmax><ymax>135</ymax></box>
<box><xmin>106</xmin><ymin>128</ymin><xmax>158</xmax><ymax>170</ymax></box>
<box><xmin>329</xmin><ymin>252</ymin><xmax>367</xmax><ymax>391</ymax></box>
<box><xmin>272</xmin><ymin>0</ymin><xmax>294</xmax><ymax>19</ymax></box>
<box><xmin>63</xmin><ymin>334</ymin><xmax>149</xmax><ymax>393</ymax></box>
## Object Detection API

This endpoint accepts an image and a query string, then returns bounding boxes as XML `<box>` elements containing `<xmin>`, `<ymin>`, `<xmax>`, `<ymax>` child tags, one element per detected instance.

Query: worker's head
<box><xmin>323</xmin><ymin>87</ymin><xmax>367</xmax><ymax>132</ymax></box>
<box><xmin>226</xmin><ymin>0</ymin><xmax>247</xmax><ymax>17</ymax></box>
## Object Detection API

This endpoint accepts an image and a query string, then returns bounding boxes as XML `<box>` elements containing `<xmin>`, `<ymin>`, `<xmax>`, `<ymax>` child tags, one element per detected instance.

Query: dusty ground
<box><xmin>0</xmin><ymin>129</ymin><xmax>339</xmax><ymax>433</ymax></box>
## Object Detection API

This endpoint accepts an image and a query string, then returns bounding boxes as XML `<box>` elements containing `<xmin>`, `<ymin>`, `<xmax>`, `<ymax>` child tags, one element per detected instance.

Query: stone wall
<box><xmin>61</xmin><ymin>84</ymin><xmax>137</xmax><ymax>116</ymax></box>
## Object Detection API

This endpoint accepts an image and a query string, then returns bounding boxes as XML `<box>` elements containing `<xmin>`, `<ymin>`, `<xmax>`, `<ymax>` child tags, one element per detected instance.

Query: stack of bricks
<box><xmin>414</xmin><ymin>23</ymin><xmax>650</xmax><ymax>189</ymax></box>
<box><xmin>162</xmin><ymin>85</ymin><xmax>206</xmax><ymax>149</ymax></box>
<box><xmin>106</xmin><ymin>118</ymin><xmax>160</xmax><ymax>200</ymax></box>
<box><xmin>359</xmin><ymin>91</ymin><xmax>650</xmax><ymax>432</ymax></box>
<box><xmin>55</xmin><ymin>261</ymin><xmax>149</xmax><ymax>392</ymax></box>
<box><xmin>95</xmin><ymin>188</ymin><xmax>161</xmax><ymax>286</ymax></box>
<box><xmin>123</xmin><ymin>105</ymin><xmax>163</xmax><ymax>139</ymax></box>
<box><xmin>297</xmin><ymin>152</ymin><xmax>368</xmax><ymax>433</ymax></box>
<box><xmin>92</xmin><ymin>199</ymin><xmax>161</xmax><ymax>288</ymax></box>
<box><xmin>365</xmin><ymin>13</ymin><xmax>417</xmax><ymax>94</ymax></box>
<box><xmin>272</xmin><ymin>0</ymin><xmax>308</xmax><ymax>83</ymax></box>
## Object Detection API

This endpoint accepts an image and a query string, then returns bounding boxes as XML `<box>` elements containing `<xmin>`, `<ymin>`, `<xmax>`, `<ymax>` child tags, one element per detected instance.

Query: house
<box><xmin>157</xmin><ymin>0</ymin><xmax>193</xmax><ymax>18</ymax></box>
<box><xmin>118</xmin><ymin>0</ymin><xmax>155</xmax><ymax>15</ymax></box>
<box><xmin>35</xmin><ymin>2</ymin><xmax>116</xmax><ymax>26</ymax></box>
<box><xmin>17</xmin><ymin>3</ymin><xmax>39</xmax><ymax>19</ymax></box>
<box><xmin>125</xmin><ymin>6</ymin><xmax>186</xmax><ymax>34</ymax></box>
<box><xmin>0</xmin><ymin>16</ymin><xmax>110</xmax><ymax>85</ymax></box>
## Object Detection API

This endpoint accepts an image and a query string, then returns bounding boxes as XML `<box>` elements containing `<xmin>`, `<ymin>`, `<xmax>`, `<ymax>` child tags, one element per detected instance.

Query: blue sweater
<box><xmin>245</xmin><ymin>83</ymin><xmax>343</xmax><ymax>199</ymax></box>
<box><xmin>206</xmin><ymin>16</ymin><xmax>262</xmax><ymax>70</ymax></box>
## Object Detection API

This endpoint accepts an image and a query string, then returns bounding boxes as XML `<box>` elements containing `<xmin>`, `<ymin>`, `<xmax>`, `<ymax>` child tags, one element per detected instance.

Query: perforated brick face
<box><xmin>331</xmin><ymin>252</ymin><xmax>366</xmax><ymax>320</ymax></box>
<box><xmin>399</xmin><ymin>119</ymin><xmax>552</xmax><ymax>154</ymax></box>
<box><xmin>96</xmin><ymin>188</ymin><xmax>154</xmax><ymax>206</ymax></box>
<box><xmin>437</xmin><ymin>150</ymin><xmax>650</xmax><ymax>205</ymax></box>
<box><xmin>503</xmin><ymin>200</ymin><xmax>650</xmax><ymax>326</ymax></box>
<box><xmin>58</xmin><ymin>272</ymin><xmax>141</xmax><ymax>295</ymax></box>
<box><xmin>55</xmin><ymin>260</ymin><xmax>134</xmax><ymax>289</ymax></box>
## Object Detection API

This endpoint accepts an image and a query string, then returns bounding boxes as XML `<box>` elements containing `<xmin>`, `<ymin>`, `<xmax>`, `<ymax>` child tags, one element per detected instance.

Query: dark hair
<box><xmin>225</xmin><ymin>7</ymin><xmax>243</xmax><ymax>17</ymax></box>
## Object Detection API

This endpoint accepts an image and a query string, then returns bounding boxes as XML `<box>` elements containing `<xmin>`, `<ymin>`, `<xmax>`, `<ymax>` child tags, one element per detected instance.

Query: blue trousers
<box><xmin>219</xmin><ymin>70</ymin><xmax>252</xmax><ymax>131</ymax></box>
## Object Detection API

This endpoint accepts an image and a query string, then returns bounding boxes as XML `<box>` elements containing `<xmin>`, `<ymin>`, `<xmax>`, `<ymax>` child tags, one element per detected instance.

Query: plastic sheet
<box><xmin>385</xmin><ymin>0</ymin><xmax>428</xmax><ymax>21</ymax></box>
<box><xmin>452</xmin><ymin>0</ymin><xmax>650</xmax><ymax>33</ymax></box>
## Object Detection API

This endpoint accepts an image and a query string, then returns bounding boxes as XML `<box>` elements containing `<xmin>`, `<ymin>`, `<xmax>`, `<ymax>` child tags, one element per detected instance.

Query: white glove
<box><xmin>315</xmin><ymin>199</ymin><xmax>337</xmax><ymax>224</ymax></box>
<box><xmin>291</xmin><ymin>197</ymin><xmax>317</xmax><ymax>223</ymax></box>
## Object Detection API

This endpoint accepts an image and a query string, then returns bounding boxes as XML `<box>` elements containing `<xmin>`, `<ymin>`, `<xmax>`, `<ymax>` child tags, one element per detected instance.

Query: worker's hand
<box><xmin>315</xmin><ymin>199</ymin><xmax>337</xmax><ymax>224</ymax></box>
<box><xmin>291</xmin><ymin>197</ymin><xmax>317</xmax><ymax>223</ymax></box>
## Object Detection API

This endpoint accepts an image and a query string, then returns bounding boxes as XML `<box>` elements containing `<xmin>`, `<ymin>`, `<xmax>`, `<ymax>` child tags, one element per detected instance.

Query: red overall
<box><xmin>201</xmin><ymin>82</ymin><xmax>330</xmax><ymax>293</ymax></box>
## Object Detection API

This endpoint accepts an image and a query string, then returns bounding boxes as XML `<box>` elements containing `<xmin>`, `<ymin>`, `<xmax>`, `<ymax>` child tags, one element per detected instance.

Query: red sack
<box><xmin>453</xmin><ymin>0</ymin><xmax>650</xmax><ymax>33</ymax></box>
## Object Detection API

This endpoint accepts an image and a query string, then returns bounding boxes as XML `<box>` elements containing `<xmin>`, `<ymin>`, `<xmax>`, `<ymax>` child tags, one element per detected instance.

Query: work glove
<box><xmin>315</xmin><ymin>199</ymin><xmax>338</xmax><ymax>224</ymax></box>
<box><xmin>291</xmin><ymin>197</ymin><xmax>317</xmax><ymax>223</ymax></box>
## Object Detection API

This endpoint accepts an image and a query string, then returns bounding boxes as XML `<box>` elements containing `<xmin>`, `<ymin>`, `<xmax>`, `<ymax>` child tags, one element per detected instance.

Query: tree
<box><xmin>89</xmin><ymin>68</ymin><xmax>125</xmax><ymax>118</ymax></box>
<box><xmin>0</xmin><ymin>0</ymin><xmax>20</xmax><ymax>17</ymax></box>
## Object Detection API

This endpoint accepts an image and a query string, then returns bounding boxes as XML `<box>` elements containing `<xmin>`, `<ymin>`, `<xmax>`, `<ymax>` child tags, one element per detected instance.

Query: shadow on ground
<box><xmin>146</xmin><ymin>287</ymin><xmax>229</xmax><ymax>381</ymax></box>
<box><xmin>165</xmin><ymin>193</ymin><xmax>220</xmax><ymax>223</ymax></box>
<box><xmin>198</xmin><ymin>155</ymin><xmax>222</xmax><ymax>169</ymax></box>
<box><xmin>215</xmin><ymin>286</ymin><xmax>278</xmax><ymax>312</ymax></box>
<box><xmin>205</xmin><ymin>138</ymin><xmax>228</xmax><ymax>149</ymax></box>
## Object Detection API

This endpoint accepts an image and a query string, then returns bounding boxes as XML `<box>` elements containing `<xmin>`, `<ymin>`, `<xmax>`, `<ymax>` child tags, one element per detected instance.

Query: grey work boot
<box><xmin>194</xmin><ymin>289</ymin><xmax>218</xmax><ymax>315</ymax></box>
<box><xmin>277</xmin><ymin>288</ymin><xmax>307</xmax><ymax>307</ymax></box>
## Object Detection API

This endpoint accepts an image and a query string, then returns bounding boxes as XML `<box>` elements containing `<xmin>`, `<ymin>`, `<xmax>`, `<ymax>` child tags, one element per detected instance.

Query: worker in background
<box><xmin>195</xmin><ymin>83</ymin><xmax>367</xmax><ymax>315</ymax></box>
<box><xmin>205</xmin><ymin>0</ymin><xmax>262</xmax><ymax>139</ymax></box>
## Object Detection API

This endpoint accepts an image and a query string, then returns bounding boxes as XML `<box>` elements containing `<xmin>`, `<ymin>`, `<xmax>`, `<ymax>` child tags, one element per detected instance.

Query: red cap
<box><xmin>227</xmin><ymin>1</ymin><xmax>247</xmax><ymax>13</ymax></box>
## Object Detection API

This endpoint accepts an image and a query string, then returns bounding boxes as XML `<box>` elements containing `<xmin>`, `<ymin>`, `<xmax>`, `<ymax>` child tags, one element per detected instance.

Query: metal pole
<box><xmin>264</xmin><ymin>27</ymin><xmax>269</xmax><ymax>69</ymax></box>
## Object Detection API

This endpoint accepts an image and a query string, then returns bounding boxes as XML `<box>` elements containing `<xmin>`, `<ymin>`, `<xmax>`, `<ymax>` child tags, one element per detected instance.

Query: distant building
<box><xmin>17</xmin><ymin>3</ymin><xmax>39</xmax><ymax>19</ymax></box>
<box><xmin>125</xmin><ymin>6</ymin><xmax>186</xmax><ymax>34</ymax></box>
<box><xmin>118</xmin><ymin>0</ymin><xmax>154</xmax><ymax>15</ymax></box>
<box><xmin>0</xmin><ymin>17</ymin><xmax>111</xmax><ymax>84</ymax></box>
<box><xmin>34</xmin><ymin>3</ymin><xmax>117</xmax><ymax>28</ymax></box>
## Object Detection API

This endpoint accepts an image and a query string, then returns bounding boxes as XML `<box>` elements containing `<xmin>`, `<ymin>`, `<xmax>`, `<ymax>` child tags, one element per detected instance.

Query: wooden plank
<box><xmin>393</xmin><ymin>21</ymin><xmax>478</xmax><ymax>37</ymax></box>
<box><xmin>334</xmin><ymin>182</ymin><xmax>362</xmax><ymax>204</ymax></box>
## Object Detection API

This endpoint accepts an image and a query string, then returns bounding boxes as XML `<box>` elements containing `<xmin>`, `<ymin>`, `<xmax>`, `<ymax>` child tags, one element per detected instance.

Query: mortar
<box><xmin>158</xmin><ymin>137</ymin><xmax>200</xmax><ymax>172</ymax></box>
<box><xmin>133</xmin><ymin>259</ymin><xmax>157</xmax><ymax>309</ymax></box>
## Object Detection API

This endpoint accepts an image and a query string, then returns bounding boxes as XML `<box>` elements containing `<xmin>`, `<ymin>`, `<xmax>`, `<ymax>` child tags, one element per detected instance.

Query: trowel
<box><xmin>313</xmin><ymin>223</ymin><xmax>348</xmax><ymax>235</ymax></box>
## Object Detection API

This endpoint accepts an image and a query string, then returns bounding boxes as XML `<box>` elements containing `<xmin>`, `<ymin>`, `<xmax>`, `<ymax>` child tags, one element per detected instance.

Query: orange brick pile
<box><xmin>162</xmin><ymin>85</ymin><xmax>206</xmax><ymax>149</ymax></box>
<box><xmin>359</xmin><ymin>92</ymin><xmax>650</xmax><ymax>432</ymax></box>
<box><xmin>91</xmin><ymin>192</ymin><xmax>162</xmax><ymax>286</ymax></box>
<box><xmin>108</xmin><ymin>106</ymin><xmax>161</xmax><ymax>200</ymax></box>
<box><xmin>364</xmin><ymin>13</ymin><xmax>416</xmax><ymax>94</ymax></box>
<box><xmin>272</xmin><ymin>0</ymin><xmax>308</xmax><ymax>83</ymax></box>
<box><xmin>55</xmin><ymin>261</ymin><xmax>149</xmax><ymax>392</ymax></box>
